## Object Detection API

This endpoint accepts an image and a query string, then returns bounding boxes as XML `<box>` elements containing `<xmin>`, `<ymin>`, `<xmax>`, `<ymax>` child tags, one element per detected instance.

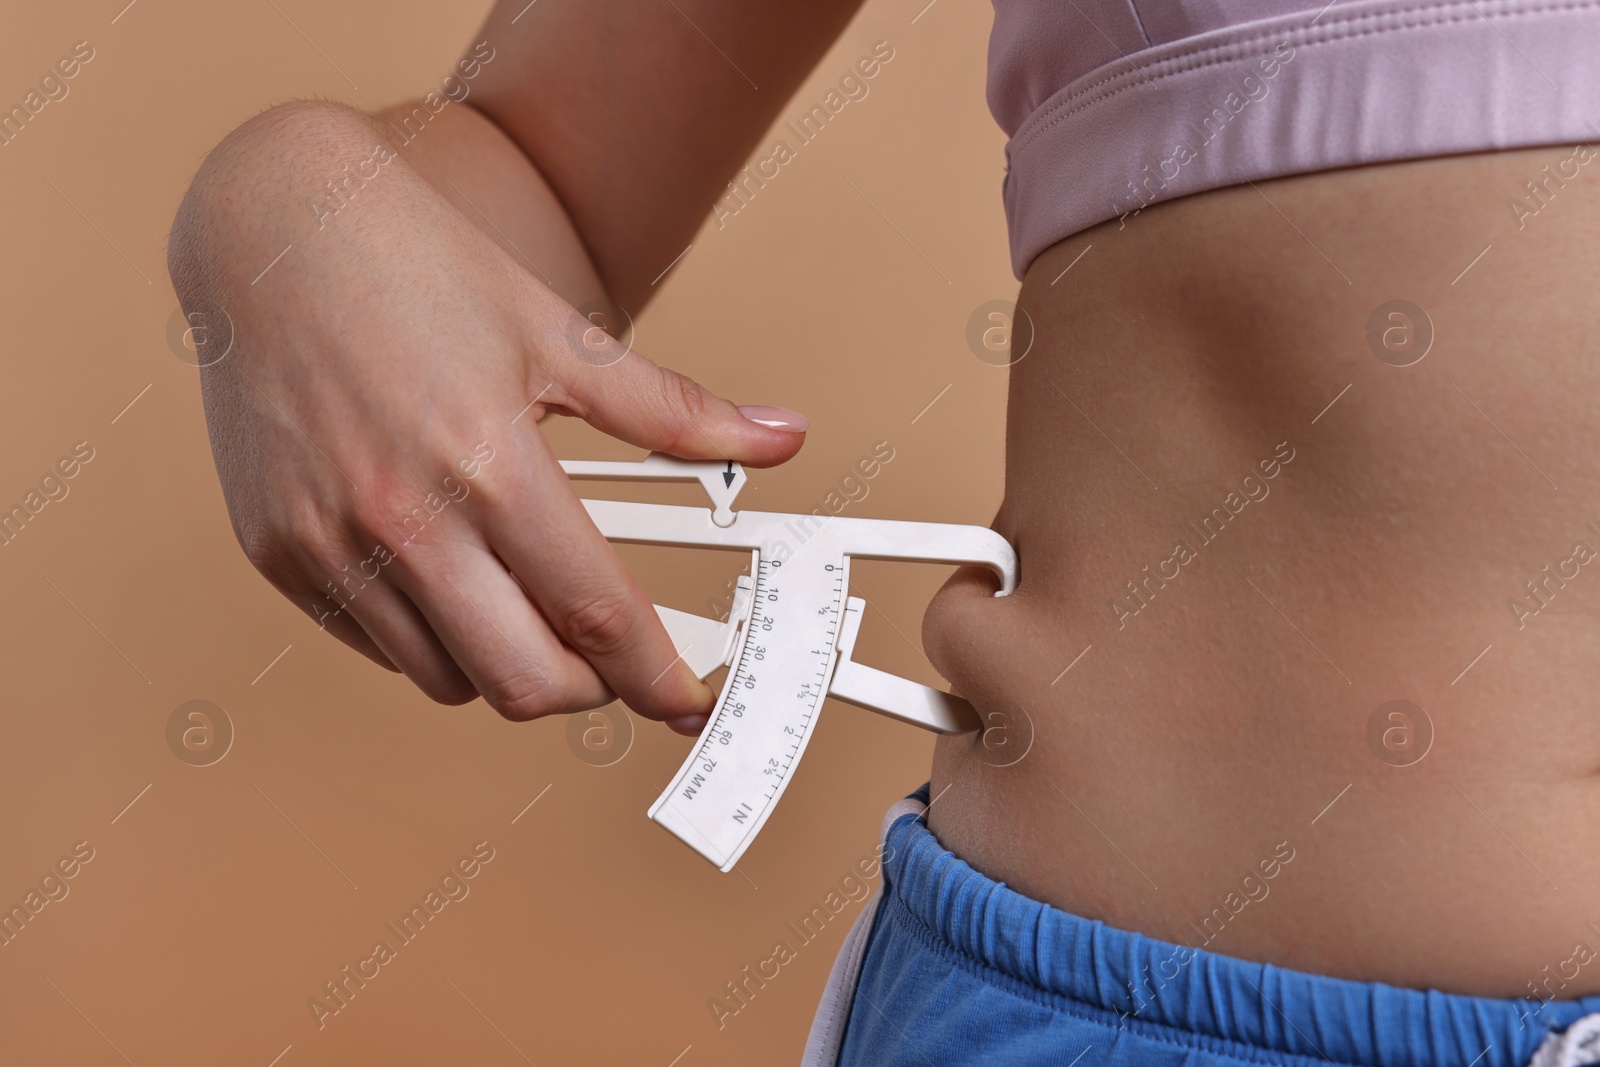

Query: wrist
<box><xmin>167</xmin><ymin>100</ymin><xmax>399</xmax><ymax>294</ymax></box>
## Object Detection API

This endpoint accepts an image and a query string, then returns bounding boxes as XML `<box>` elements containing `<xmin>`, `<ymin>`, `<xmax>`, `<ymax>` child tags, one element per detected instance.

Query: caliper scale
<box><xmin>560</xmin><ymin>454</ymin><xmax>1018</xmax><ymax>871</ymax></box>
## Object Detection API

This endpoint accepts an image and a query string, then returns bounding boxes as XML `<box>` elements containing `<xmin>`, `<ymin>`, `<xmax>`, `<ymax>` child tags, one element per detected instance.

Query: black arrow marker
<box><xmin>722</xmin><ymin>461</ymin><xmax>736</xmax><ymax>489</ymax></box>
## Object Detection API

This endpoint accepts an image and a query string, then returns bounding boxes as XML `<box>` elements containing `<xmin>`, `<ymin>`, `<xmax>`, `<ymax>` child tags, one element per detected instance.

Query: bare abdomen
<box><xmin>924</xmin><ymin>146</ymin><xmax>1600</xmax><ymax>997</ymax></box>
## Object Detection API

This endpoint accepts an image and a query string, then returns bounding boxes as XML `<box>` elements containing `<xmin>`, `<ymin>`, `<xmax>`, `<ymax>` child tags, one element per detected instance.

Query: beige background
<box><xmin>0</xmin><ymin>1</ymin><xmax>1014</xmax><ymax>1063</ymax></box>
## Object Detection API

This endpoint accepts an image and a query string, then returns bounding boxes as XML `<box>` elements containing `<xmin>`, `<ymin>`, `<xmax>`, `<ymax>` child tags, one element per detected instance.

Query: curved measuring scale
<box><xmin>560</xmin><ymin>454</ymin><xmax>1018</xmax><ymax>871</ymax></box>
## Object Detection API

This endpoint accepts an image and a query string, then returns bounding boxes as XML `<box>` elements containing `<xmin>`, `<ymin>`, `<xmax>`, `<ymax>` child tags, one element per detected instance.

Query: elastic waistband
<box><xmin>883</xmin><ymin>785</ymin><xmax>1600</xmax><ymax>1067</ymax></box>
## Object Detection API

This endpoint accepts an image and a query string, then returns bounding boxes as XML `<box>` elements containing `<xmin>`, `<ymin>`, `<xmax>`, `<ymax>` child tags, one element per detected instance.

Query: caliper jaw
<box><xmin>653</xmin><ymin>577</ymin><xmax>753</xmax><ymax>679</ymax></box>
<box><xmin>829</xmin><ymin>598</ymin><xmax>981</xmax><ymax>733</ymax></box>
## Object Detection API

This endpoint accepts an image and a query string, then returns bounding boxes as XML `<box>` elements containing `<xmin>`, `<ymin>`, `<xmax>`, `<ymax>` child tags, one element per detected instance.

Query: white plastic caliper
<box><xmin>559</xmin><ymin>454</ymin><xmax>1018</xmax><ymax>871</ymax></box>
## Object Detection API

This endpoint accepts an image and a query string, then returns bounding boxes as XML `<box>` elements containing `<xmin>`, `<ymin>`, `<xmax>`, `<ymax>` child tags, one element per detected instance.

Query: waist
<box><xmin>926</xmin><ymin>146</ymin><xmax>1600</xmax><ymax>999</ymax></box>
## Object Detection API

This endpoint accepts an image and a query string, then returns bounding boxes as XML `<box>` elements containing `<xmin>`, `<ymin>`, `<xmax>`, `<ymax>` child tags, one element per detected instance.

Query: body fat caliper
<box><xmin>558</xmin><ymin>454</ymin><xmax>1018</xmax><ymax>872</ymax></box>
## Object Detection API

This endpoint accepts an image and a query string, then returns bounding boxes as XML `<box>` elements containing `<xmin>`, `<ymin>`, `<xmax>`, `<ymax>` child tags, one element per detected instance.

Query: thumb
<box><xmin>555</xmin><ymin>304</ymin><xmax>808</xmax><ymax>467</ymax></box>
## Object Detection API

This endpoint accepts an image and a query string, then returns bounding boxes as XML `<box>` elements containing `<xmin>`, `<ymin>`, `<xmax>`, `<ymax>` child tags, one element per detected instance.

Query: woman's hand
<box><xmin>168</xmin><ymin>101</ymin><xmax>806</xmax><ymax>732</ymax></box>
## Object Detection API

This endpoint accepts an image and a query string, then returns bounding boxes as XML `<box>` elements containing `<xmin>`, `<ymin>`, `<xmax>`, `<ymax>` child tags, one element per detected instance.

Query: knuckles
<box><xmin>558</xmin><ymin>590</ymin><xmax>638</xmax><ymax>659</ymax></box>
<box><xmin>654</xmin><ymin>368</ymin><xmax>711</xmax><ymax>453</ymax></box>
<box><xmin>343</xmin><ymin>449</ymin><xmax>509</xmax><ymax>550</ymax></box>
<box><xmin>237</xmin><ymin>517</ymin><xmax>298</xmax><ymax>586</ymax></box>
<box><xmin>346</xmin><ymin>478</ymin><xmax>434</xmax><ymax>550</ymax></box>
<box><xmin>237</xmin><ymin>502</ymin><xmax>348</xmax><ymax>590</ymax></box>
<box><xmin>478</xmin><ymin>665</ymin><xmax>561</xmax><ymax>722</ymax></box>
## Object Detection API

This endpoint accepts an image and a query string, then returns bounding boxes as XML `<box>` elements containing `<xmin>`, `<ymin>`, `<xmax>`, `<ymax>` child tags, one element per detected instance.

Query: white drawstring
<box><xmin>1531</xmin><ymin>1013</ymin><xmax>1600</xmax><ymax>1067</ymax></box>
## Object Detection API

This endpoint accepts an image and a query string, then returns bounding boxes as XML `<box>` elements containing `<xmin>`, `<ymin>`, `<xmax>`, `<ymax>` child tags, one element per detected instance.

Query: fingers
<box><xmin>263</xmin><ymin>520</ymin><xmax>491</xmax><ymax>705</ymax></box>
<box><xmin>270</xmin><ymin>518</ymin><xmax>617</xmax><ymax>720</ymax></box>
<box><xmin>252</xmin><ymin>451</ymin><xmax>710</xmax><ymax>724</ymax></box>
<box><xmin>311</xmin><ymin>604</ymin><xmax>401</xmax><ymax>673</ymax></box>
<box><xmin>665</xmin><ymin>713</ymin><xmax>711</xmax><ymax>737</ymax></box>
<box><xmin>382</xmin><ymin>533</ymin><xmax>616</xmax><ymax>721</ymax></box>
<box><xmin>322</xmin><ymin>577</ymin><xmax>479</xmax><ymax>706</ymax></box>
<box><xmin>476</xmin><ymin>435</ymin><xmax>717</xmax><ymax>723</ymax></box>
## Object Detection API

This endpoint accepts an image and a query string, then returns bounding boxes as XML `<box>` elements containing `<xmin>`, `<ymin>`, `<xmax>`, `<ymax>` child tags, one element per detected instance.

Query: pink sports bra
<box><xmin>988</xmin><ymin>0</ymin><xmax>1600</xmax><ymax>277</ymax></box>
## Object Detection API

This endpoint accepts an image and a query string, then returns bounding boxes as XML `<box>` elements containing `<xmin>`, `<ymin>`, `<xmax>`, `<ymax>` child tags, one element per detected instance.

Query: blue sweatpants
<box><xmin>815</xmin><ymin>786</ymin><xmax>1600</xmax><ymax>1067</ymax></box>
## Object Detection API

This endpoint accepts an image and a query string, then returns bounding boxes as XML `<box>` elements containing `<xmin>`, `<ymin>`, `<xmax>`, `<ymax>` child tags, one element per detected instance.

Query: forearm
<box><xmin>372</xmin><ymin>100</ymin><xmax>609</xmax><ymax>311</ymax></box>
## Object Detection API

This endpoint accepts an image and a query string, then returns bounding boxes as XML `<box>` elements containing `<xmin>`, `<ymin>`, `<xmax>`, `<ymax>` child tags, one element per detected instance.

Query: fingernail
<box><xmin>738</xmin><ymin>404</ymin><xmax>809</xmax><ymax>433</ymax></box>
<box><xmin>667</xmin><ymin>713</ymin><xmax>710</xmax><ymax>735</ymax></box>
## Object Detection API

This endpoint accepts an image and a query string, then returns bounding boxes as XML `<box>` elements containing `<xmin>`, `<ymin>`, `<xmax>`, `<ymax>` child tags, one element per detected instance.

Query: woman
<box><xmin>167</xmin><ymin>1</ymin><xmax>1600</xmax><ymax>1063</ymax></box>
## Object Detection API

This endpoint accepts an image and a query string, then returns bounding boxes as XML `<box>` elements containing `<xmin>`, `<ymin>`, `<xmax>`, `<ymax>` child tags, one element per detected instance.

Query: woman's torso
<box><xmin>925</xmin><ymin>146</ymin><xmax>1600</xmax><ymax>998</ymax></box>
